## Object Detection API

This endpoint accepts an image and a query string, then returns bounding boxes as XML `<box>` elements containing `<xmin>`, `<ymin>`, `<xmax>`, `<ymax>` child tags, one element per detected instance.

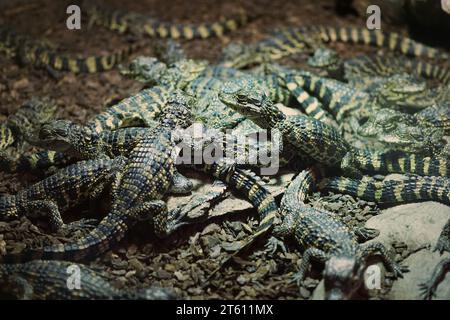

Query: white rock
<box><xmin>388</xmin><ymin>249</ymin><xmax>450</xmax><ymax>300</ymax></box>
<box><xmin>365</xmin><ymin>202</ymin><xmax>450</xmax><ymax>251</ymax></box>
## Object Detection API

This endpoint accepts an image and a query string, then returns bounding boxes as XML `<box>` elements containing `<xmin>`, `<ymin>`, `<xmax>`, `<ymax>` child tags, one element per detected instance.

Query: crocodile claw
<box><xmin>265</xmin><ymin>236</ymin><xmax>287</xmax><ymax>255</ymax></box>
<box><xmin>418</xmin><ymin>282</ymin><xmax>435</xmax><ymax>300</ymax></box>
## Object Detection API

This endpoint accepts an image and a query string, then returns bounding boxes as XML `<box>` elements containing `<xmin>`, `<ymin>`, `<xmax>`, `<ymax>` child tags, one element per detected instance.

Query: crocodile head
<box><xmin>323</xmin><ymin>255</ymin><xmax>365</xmax><ymax>300</ymax></box>
<box><xmin>37</xmin><ymin>120</ymin><xmax>100</xmax><ymax>158</ymax></box>
<box><xmin>307</xmin><ymin>48</ymin><xmax>344</xmax><ymax>79</ymax></box>
<box><xmin>7</xmin><ymin>98</ymin><xmax>57</xmax><ymax>139</ymax></box>
<box><xmin>218</xmin><ymin>42</ymin><xmax>257</xmax><ymax>68</ymax></box>
<box><xmin>219</xmin><ymin>78</ymin><xmax>285</xmax><ymax>128</ymax></box>
<box><xmin>374</xmin><ymin>74</ymin><xmax>432</xmax><ymax>110</ymax></box>
<box><xmin>162</xmin><ymin>59</ymin><xmax>209</xmax><ymax>89</ymax></box>
<box><xmin>358</xmin><ymin>109</ymin><xmax>445</xmax><ymax>154</ymax></box>
<box><xmin>121</xmin><ymin>56</ymin><xmax>168</xmax><ymax>85</ymax></box>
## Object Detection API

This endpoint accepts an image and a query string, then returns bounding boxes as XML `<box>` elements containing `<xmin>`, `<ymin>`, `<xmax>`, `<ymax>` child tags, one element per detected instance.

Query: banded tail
<box><xmin>0</xmin><ymin>151</ymin><xmax>73</xmax><ymax>173</ymax></box>
<box><xmin>347</xmin><ymin>55</ymin><xmax>450</xmax><ymax>85</ymax></box>
<box><xmin>194</xmin><ymin>161</ymin><xmax>279</xmax><ymax>281</ymax></box>
<box><xmin>302</xmin><ymin>26</ymin><xmax>449</xmax><ymax>60</ymax></box>
<box><xmin>352</xmin><ymin>150</ymin><xmax>450</xmax><ymax>178</ymax></box>
<box><xmin>19</xmin><ymin>41</ymin><xmax>143</xmax><ymax>74</ymax></box>
<box><xmin>320</xmin><ymin>175</ymin><xmax>450</xmax><ymax>206</ymax></box>
<box><xmin>286</xmin><ymin>72</ymin><xmax>365</xmax><ymax>122</ymax></box>
<box><xmin>85</xmin><ymin>0</ymin><xmax>248</xmax><ymax>39</ymax></box>
<box><xmin>283</xmin><ymin>73</ymin><xmax>333</xmax><ymax>122</ymax></box>
<box><xmin>0</xmin><ymin>212</ymin><xmax>131</xmax><ymax>263</ymax></box>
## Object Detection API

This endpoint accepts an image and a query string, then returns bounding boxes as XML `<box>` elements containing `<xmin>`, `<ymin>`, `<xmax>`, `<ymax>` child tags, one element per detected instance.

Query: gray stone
<box><xmin>365</xmin><ymin>202</ymin><xmax>450</xmax><ymax>251</ymax></box>
<box><xmin>388</xmin><ymin>249</ymin><xmax>450</xmax><ymax>300</ymax></box>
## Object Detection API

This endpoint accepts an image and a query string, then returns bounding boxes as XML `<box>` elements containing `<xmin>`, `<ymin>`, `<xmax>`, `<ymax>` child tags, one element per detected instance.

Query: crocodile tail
<box><xmin>85</xmin><ymin>0</ymin><xmax>248</xmax><ymax>39</ymax></box>
<box><xmin>2</xmin><ymin>151</ymin><xmax>74</xmax><ymax>173</ymax></box>
<box><xmin>283</xmin><ymin>166</ymin><xmax>327</xmax><ymax>207</ymax></box>
<box><xmin>352</xmin><ymin>150</ymin><xmax>450</xmax><ymax>178</ymax></box>
<box><xmin>142</xmin><ymin>10</ymin><xmax>248</xmax><ymax>40</ymax></box>
<box><xmin>303</xmin><ymin>26</ymin><xmax>449</xmax><ymax>60</ymax></box>
<box><xmin>195</xmin><ymin>162</ymin><xmax>279</xmax><ymax>279</ymax></box>
<box><xmin>0</xmin><ymin>212</ymin><xmax>130</xmax><ymax>263</ymax></box>
<box><xmin>320</xmin><ymin>175</ymin><xmax>450</xmax><ymax>206</ymax></box>
<box><xmin>413</xmin><ymin>60</ymin><xmax>450</xmax><ymax>85</ymax></box>
<box><xmin>19</xmin><ymin>41</ymin><xmax>142</xmax><ymax>74</ymax></box>
<box><xmin>283</xmin><ymin>74</ymin><xmax>333</xmax><ymax>122</ymax></box>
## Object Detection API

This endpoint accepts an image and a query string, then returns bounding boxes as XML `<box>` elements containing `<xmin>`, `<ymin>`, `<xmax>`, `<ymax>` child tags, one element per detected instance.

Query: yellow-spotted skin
<box><xmin>18</xmin><ymin>41</ymin><xmax>142</xmax><ymax>74</ymax></box>
<box><xmin>85</xmin><ymin>0</ymin><xmax>248</xmax><ymax>40</ymax></box>
<box><xmin>0</xmin><ymin>98</ymin><xmax>57</xmax><ymax>151</ymax></box>
<box><xmin>1</xmin><ymin>92</ymin><xmax>192</xmax><ymax>262</ymax></box>
<box><xmin>197</xmin><ymin>160</ymin><xmax>279</xmax><ymax>279</ymax></box>
<box><xmin>0</xmin><ymin>25</ymin><xmax>141</xmax><ymax>74</ymax></box>
<box><xmin>351</xmin><ymin>150</ymin><xmax>450</xmax><ymax>178</ymax></box>
<box><xmin>282</xmin><ymin>72</ymin><xmax>373</xmax><ymax>122</ymax></box>
<box><xmin>0</xmin><ymin>157</ymin><xmax>126</xmax><ymax>230</ymax></box>
<box><xmin>346</xmin><ymin>54</ymin><xmax>450</xmax><ymax>85</ymax></box>
<box><xmin>2</xmin><ymin>87</ymin><xmax>169</xmax><ymax>174</ymax></box>
<box><xmin>321</xmin><ymin>175</ymin><xmax>450</xmax><ymax>206</ymax></box>
<box><xmin>87</xmin><ymin>86</ymin><xmax>169</xmax><ymax>134</ymax></box>
<box><xmin>272</xmin><ymin>167</ymin><xmax>405</xmax><ymax>298</ymax></box>
<box><xmin>302</xmin><ymin>26</ymin><xmax>449</xmax><ymax>60</ymax></box>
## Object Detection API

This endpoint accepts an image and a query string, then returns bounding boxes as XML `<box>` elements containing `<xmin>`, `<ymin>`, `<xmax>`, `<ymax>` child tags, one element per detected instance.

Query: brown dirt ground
<box><xmin>0</xmin><ymin>0</ymin><xmax>447</xmax><ymax>299</ymax></box>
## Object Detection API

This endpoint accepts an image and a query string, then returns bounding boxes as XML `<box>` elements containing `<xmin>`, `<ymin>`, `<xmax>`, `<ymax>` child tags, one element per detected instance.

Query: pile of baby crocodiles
<box><xmin>0</xmin><ymin>1</ymin><xmax>449</xmax><ymax>300</ymax></box>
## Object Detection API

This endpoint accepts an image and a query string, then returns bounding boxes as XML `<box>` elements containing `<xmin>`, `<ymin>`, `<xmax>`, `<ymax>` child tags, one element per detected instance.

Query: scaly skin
<box><xmin>0</xmin><ymin>98</ymin><xmax>57</xmax><ymax>150</ymax></box>
<box><xmin>219</xmin><ymin>79</ymin><xmax>352</xmax><ymax>168</ymax></box>
<box><xmin>0</xmin><ymin>25</ymin><xmax>142</xmax><ymax>74</ymax></box>
<box><xmin>308</xmin><ymin>48</ymin><xmax>450</xmax><ymax>86</ymax></box>
<box><xmin>0</xmin><ymin>260</ymin><xmax>175</xmax><ymax>300</ymax></box>
<box><xmin>416</xmin><ymin>104</ymin><xmax>450</xmax><ymax>135</ymax></box>
<box><xmin>1</xmin><ymin>87</ymin><xmax>169</xmax><ymax>173</ymax></box>
<box><xmin>185</xmin><ymin>159</ymin><xmax>280</xmax><ymax>281</ymax></box>
<box><xmin>301</xmin><ymin>26</ymin><xmax>449</xmax><ymax>60</ymax></box>
<box><xmin>319</xmin><ymin>175</ymin><xmax>450</xmax><ymax>206</ymax></box>
<box><xmin>281</xmin><ymin>71</ymin><xmax>437</xmax><ymax>124</ymax></box>
<box><xmin>218</xmin><ymin>30</ymin><xmax>317</xmax><ymax>68</ymax></box>
<box><xmin>84</xmin><ymin>0</ymin><xmax>248</xmax><ymax>39</ymax></box>
<box><xmin>0</xmin><ymin>91</ymin><xmax>193</xmax><ymax>262</ymax></box>
<box><xmin>123</xmin><ymin>57</ymin><xmax>291</xmax><ymax>105</ymax></box>
<box><xmin>219</xmin><ymin>26</ymin><xmax>449</xmax><ymax>68</ymax></box>
<box><xmin>357</xmin><ymin>109</ymin><xmax>446</xmax><ymax>156</ymax></box>
<box><xmin>268</xmin><ymin>168</ymin><xmax>405</xmax><ymax>300</ymax></box>
<box><xmin>35</xmin><ymin>121</ymin><xmax>156</xmax><ymax>160</ymax></box>
<box><xmin>0</xmin><ymin>157</ymin><xmax>126</xmax><ymax>232</ymax></box>
<box><xmin>219</xmin><ymin>79</ymin><xmax>450</xmax><ymax>178</ymax></box>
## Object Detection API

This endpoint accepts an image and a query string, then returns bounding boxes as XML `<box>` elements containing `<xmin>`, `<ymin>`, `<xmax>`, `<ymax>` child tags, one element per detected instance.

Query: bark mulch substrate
<box><xmin>0</xmin><ymin>0</ymin><xmax>442</xmax><ymax>299</ymax></box>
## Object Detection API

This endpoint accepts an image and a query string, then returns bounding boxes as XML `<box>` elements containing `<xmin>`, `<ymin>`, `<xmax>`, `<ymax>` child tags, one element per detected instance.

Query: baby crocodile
<box><xmin>319</xmin><ymin>175</ymin><xmax>450</xmax><ymax>206</ymax></box>
<box><xmin>0</xmin><ymin>260</ymin><xmax>175</xmax><ymax>300</ymax></box>
<box><xmin>219</xmin><ymin>79</ymin><xmax>450</xmax><ymax>178</ymax></box>
<box><xmin>308</xmin><ymin>48</ymin><xmax>450</xmax><ymax>86</ymax></box>
<box><xmin>2</xmin><ymin>87</ymin><xmax>169</xmax><ymax>173</ymax></box>
<box><xmin>219</xmin><ymin>25</ymin><xmax>449</xmax><ymax>68</ymax></box>
<box><xmin>0</xmin><ymin>98</ymin><xmax>57</xmax><ymax>150</ymax></box>
<box><xmin>0</xmin><ymin>90</ymin><xmax>193</xmax><ymax>262</ymax></box>
<box><xmin>0</xmin><ymin>156</ymin><xmax>126</xmax><ymax>232</ymax></box>
<box><xmin>84</xmin><ymin>0</ymin><xmax>248</xmax><ymax>39</ymax></box>
<box><xmin>0</xmin><ymin>25</ymin><xmax>141</xmax><ymax>74</ymax></box>
<box><xmin>357</xmin><ymin>108</ymin><xmax>447</xmax><ymax>156</ymax></box>
<box><xmin>268</xmin><ymin>168</ymin><xmax>406</xmax><ymax>300</ymax></box>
